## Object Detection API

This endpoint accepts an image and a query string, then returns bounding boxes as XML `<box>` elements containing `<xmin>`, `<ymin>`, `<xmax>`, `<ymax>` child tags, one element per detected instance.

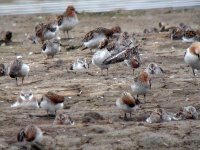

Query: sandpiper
<box><xmin>116</xmin><ymin>92</ymin><xmax>140</xmax><ymax>120</ymax></box>
<box><xmin>41</xmin><ymin>39</ymin><xmax>61</xmax><ymax>59</ymax></box>
<box><xmin>175</xmin><ymin>106</ymin><xmax>198</xmax><ymax>120</ymax></box>
<box><xmin>35</xmin><ymin>21</ymin><xmax>59</xmax><ymax>44</ymax></box>
<box><xmin>145</xmin><ymin>63</ymin><xmax>164</xmax><ymax>75</ymax></box>
<box><xmin>131</xmin><ymin>71</ymin><xmax>151</xmax><ymax>102</ymax></box>
<box><xmin>182</xmin><ymin>30</ymin><xmax>197</xmax><ymax>43</ymax></box>
<box><xmin>0</xmin><ymin>31</ymin><xmax>12</xmax><ymax>45</ymax></box>
<box><xmin>11</xmin><ymin>89</ymin><xmax>39</xmax><ymax>108</ymax></box>
<box><xmin>53</xmin><ymin>112</ymin><xmax>74</xmax><ymax>125</ymax></box>
<box><xmin>17</xmin><ymin>125</ymin><xmax>43</xmax><ymax>147</ymax></box>
<box><xmin>9</xmin><ymin>56</ymin><xmax>30</xmax><ymax>86</ymax></box>
<box><xmin>82</xmin><ymin>26</ymin><xmax>121</xmax><ymax>50</ymax></box>
<box><xmin>39</xmin><ymin>91</ymin><xmax>64</xmax><ymax>116</ymax></box>
<box><xmin>184</xmin><ymin>42</ymin><xmax>200</xmax><ymax>76</ymax></box>
<box><xmin>0</xmin><ymin>63</ymin><xmax>9</xmax><ymax>76</ymax></box>
<box><xmin>146</xmin><ymin>108</ymin><xmax>172</xmax><ymax>123</ymax></box>
<box><xmin>92</xmin><ymin>49</ymin><xmax>111</xmax><ymax>75</ymax></box>
<box><xmin>70</xmin><ymin>57</ymin><xmax>89</xmax><ymax>70</ymax></box>
<box><xmin>57</xmin><ymin>5</ymin><xmax>79</xmax><ymax>38</ymax></box>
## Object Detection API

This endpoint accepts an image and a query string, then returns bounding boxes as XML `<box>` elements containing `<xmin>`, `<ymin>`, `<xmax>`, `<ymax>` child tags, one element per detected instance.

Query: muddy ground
<box><xmin>0</xmin><ymin>7</ymin><xmax>200</xmax><ymax>150</ymax></box>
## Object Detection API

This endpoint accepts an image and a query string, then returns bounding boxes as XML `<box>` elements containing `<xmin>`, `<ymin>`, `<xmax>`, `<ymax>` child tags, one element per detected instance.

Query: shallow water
<box><xmin>0</xmin><ymin>0</ymin><xmax>200</xmax><ymax>15</ymax></box>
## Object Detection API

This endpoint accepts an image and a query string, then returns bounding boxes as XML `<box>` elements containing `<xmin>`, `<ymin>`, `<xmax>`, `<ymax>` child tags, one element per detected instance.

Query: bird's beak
<box><xmin>75</xmin><ymin>11</ymin><xmax>79</xmax><ymax>14</ymax></box>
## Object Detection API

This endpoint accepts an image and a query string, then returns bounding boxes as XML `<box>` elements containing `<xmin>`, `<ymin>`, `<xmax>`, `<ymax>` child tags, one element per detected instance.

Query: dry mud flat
<box><xmin>0</xmin><ymin>7</ymin><xmax>200</xmax><ymax>150</ymax></box>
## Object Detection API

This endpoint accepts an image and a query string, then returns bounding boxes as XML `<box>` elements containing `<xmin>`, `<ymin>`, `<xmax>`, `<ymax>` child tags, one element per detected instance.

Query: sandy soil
<box><xmin>0</xmin><ymin>7</ymin><xmax>200</xmax><ymax>150</ymax></box>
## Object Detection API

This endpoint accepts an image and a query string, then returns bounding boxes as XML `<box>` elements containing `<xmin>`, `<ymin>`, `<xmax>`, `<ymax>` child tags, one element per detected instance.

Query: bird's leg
<box><xmin>101</xmin><ymin>69</ymin><xmax>103</xmax><ymax>76</ymax></box>
<box><xmin>137</xmin><ymin>95</ymin><xmax>139</xmax><ymax>99</ymax></box>
<box><xmin>22</xmin><ymin>77</ymin><xmax>24</xmax><ymax>85</ymax></box>
<box><xmin>144</xmin><ymin>94</ymin><xmax>146</xmax><ymax>102</ymax></box>
<box><xmin>192</xmin><ymin>68</ymin><xmax>196</xmax><ymax>76</ymax></box>
<box><xmin>55</xmin><ymin>110</ymin><xmax>57</xmax><ymax>115</ymax></box>
<box><xmin>132</xmin><ymin>69</ymin><xmax>134</xmax><ymax>75</ymax></box>
<box><xmin>124</xmin><ymin>113</ymin><xmax>128</xmax><ymax>121</ymax></box>
<box><xmin>47</xmin><ymin>109</ymin><xmax>50</xmax><ymax>118</ymax></box>
<box><xmin>67</xmin><ymin>30</ymin><xmax>70</xmax><ymax>39</ymax></box>
<box><xmin>16</xmin><ymin>77</ymin><xmax>18</xmax><ymax>86</ymax></box>
<box><xmin>106</xmin><ymin>68</ymin><xmax>109</xmax><ymax>76</ymax></box>
<box><xmin>129</xmin><ymin>112</ymin><xmax>132</xmax><ymax>119</ymax></box>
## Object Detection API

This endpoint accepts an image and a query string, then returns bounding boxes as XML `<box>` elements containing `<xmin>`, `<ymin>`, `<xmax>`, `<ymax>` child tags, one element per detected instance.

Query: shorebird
<box><xmin>116</xmin><ymin>92</ymin><xmax>140</xmax><ymax>120</ymax></box>
<box><xmin>92</xmin><ymin>49</ymin><xmax>111</xmax><ymax>75</ymax></box>
<box><xmin>53</xmin><ymin>112</ymin><xmax>74</xmax><ymax>125</ymax></box>
<box><xmin>9</xmin><ymin>56</ymin><xmax>30</xmax><ymax>86</ymax></box>
<box><xmin>175</xmin><ymin>106</ymin><xmax>198</xmax><ymax>120</ymax></box>
<box><xmin>0</xmin><ymin>63</ymin><xmax>9</xmax><ymax>76</ymax></box>
<box><xmin>17</xmin><ymin>125</ymin><xmax>43</xmax><ymax>148</ymax></box>
<box><xmin>70</xmin><ymin>57</ymin><xmax>89</xmax><ymax>70</ymax></box>
<box><xmin>146</xmin><ymin>108</ymin><xmax>162</xmax><ymax>123</ymax></box>
<box><xmin>131</xmin><ymin>71</ymin><xmax>151</xmax><ymax>102</ymax></box>
<box><xmin>39</xmin><ymin>91</ymin><xmax>64</xmax><ymax>116</ymax></box>
<box><xmin>184</xmin><ymin>42</ymin><xmax>200</xmax><ymax>76</ymax></box>
<box><xmin>182</xmin><ymin>30</ymin><xmax>197</xmax><ymax>42</ymax></box>
<box><xmin>82</xmin><ymin>26</ymin><xmax>121</xmax><ymax>50</ymax></box>
<box><xmin>146</xmin><ymin>108</ymin><xmax>172</xmax><ymax>123</ymax></box>
<box><xmin>145</xmin><ymin>63</ymin><xmax>164</xmax><ymax>75</ymax></box>
<box><xmin>102</xmin><ymin>45</ymin><xmax>141</xmax><ymax>72</ymax></box>
<box><xmin>35</xmin><ymin>21</ymin><xmax>59</xmax><ymax>44</ymax></box>
<box><xmin>57</xmin><ymin>5</ymin><xmax>79</xmax><ymax>38</ymax></box>
<box><xmin>41</xmin><ymin>39</ymin><xmax>61</xmax><ymax>59</ymax></box>
<box><xmin>0</xmin><ymin>31</ymin><xmax>12</xmax><ymax>45</ymax></box>
<box><xmin>11</xmin><ymin>89</ymin><xmax>39</xmax><ymax>108</ymax></box>
<box><xmin>124</xmin><ymin>54</ymin><xmax>141</xmax><ymax>74</ymax></box>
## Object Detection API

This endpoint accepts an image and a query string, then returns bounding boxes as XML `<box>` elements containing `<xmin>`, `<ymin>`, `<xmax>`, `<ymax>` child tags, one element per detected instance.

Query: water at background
<box><xmin>0</xmin><ymin>0</ymin><xmax>200</xmax><ymax>15</ymax></box>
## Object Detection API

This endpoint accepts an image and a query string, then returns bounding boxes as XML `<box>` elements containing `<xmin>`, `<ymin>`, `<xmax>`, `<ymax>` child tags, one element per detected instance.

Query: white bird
<box><xmin>92</xmin><ymin>49</ymin><xmax>111</xmax><ymax>75</ymax></box>
<box><xmin>70</xmin><ymin>58</ymin><xmax>89</xmax><ymax>70</ymax></box>
<box><xmin>184</xmin><ymin>42</ymin><xmax>200</xmax><ymax>76</ymax></box>
<box><xmin>9</xmin><ymin>56</ymin><xmax>30</xmax><ymax>85</ymax></box>
<box><xmin>57</xmin><ymin>5</ymin><xmax>79</xmax><ymax>38</ymax></box>
<box><xmin>11</xmin><ymin>89</ymin><xmax>39</xmax><ymax>108</ymax></box>
<box><xmin>41</xmin><ymin>39</ymin><xmax>61</xmax><ymax>59</ymax></box>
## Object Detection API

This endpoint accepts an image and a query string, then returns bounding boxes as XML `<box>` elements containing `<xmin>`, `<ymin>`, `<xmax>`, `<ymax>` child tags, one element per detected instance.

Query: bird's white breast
<box><xmin>20</xmin><ymin>63</ymin><xmax>30</xmax><ymax>77</ymax></box>
<box><xmin>59</xmin><ymin>17</ymin><xmax>78</xmax><ymax>31</ymax></box>
<box><xmin>184</xmin><ymin>49</ymin><xmax>200</xmax><ymax>70</ymax></box>
<box><xmin>92</xmin><ymin>49</ymin><xmax>111</xmax><ymax>68</ymax></box>
<box><xmin>84</xmin><ymin>34</ymin><xmax>106</xmax><ymax>48</ymax></box>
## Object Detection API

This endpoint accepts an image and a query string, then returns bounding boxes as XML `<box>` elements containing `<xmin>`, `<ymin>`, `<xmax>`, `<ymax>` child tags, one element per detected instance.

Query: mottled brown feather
<box><xmin>45</xmin><ymin>91</ymin><xmax>64</xmax><ymax>104</ymax></box>
<box><xmin>83</xmin><ymin>26</ymin><xmax>121</xmax><ymax>42</ymax></box>
<box><xmin>25</xmin><ymin>125</ymin><xmax>37</xmax><ymax>142</ymax></box>
<box><xmin>121</xmin><ymin>92</ymin><xmax>135</xmax><ymax>107</ymax></box>
<box><xmin>189</xmin><ymin>42</ymin><xmax>200</xmax><ymax>56</ymax></box>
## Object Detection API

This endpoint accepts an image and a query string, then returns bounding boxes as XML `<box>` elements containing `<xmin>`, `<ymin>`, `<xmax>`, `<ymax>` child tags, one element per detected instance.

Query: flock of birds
<box><xmin>0</xmin><ymin>5</ymin><xmax>200</xmax><ymax>149</ymax></box>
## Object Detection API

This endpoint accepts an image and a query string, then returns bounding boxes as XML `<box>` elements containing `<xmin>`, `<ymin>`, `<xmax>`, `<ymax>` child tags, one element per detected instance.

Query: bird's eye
<box><xmin>29</xmin><ymin>93</ymin><xmax>32</xmax><ymax>96</ymax></box>
<box><xmin>21</xmin><ymin>93</ymin><xmax>24</xmax><ymax>96</ymax></box>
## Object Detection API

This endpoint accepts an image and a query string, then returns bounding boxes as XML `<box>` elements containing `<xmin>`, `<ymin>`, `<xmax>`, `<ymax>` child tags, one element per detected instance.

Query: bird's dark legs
<box><xmin>192</xmin><ymin>68</ymin><xmax>196</xmax><ymax>76</ymax></box>
<box><xmin>16</xmin><ymin>77</ymin><xmax>18</xmax><ymax>86</ymax></box>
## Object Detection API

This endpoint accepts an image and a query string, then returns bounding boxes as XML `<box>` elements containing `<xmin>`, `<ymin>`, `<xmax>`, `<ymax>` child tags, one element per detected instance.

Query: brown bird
<box><xmin>0</xmin><ymin>31</ymin><xmax>12</xmax><ymax>45</ymax></box>
<box><xmin>116</xmin><ymin>92</ymin><xmax>140</xmax><ymax>120</ymax></box>
<box><xmin>175</xmin><ymin>106</ymin><xmax>198</xmax><ymax>120</ymax></box>
<box><xmin>53</xmin><ymin>112</ymin><xmax>74</xmax><ymax>125</ymax></box>
<box><xmin>184</xmin><ymin>42</ymin><xmax>200</xmax><ymax>76</ymax></box>
<box><xmin>57</xmin><ymin>5</ymin><xmax>79</xmax><ymax>38</ymax></box>
<box><xmin>131</xmin><ymin>71</ymin><xmax>151</xmax><ymax>102</ymax></box>
<box><xmin>82</xmin><ymin>26</ymin><xmax>121</xmax><ymax>50</ymax></box>
<box><xmin>9</xmin><ymin>57</ymin><xmax>30</xmax><ymax>86</ymax></box>
<box><xmin>35</xmin><ymin>21</ymin><xmax>59</xmax><ymax>44</ymax></box>
<box><xmin>39</xmin><ymin>91</ymin><xmax>64</xmax><ymax>115</ymax></box>
<box><xmin>17</xmin><ymin>125</ymin><xmax>43</xmax><ymax>144</ymax></box>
